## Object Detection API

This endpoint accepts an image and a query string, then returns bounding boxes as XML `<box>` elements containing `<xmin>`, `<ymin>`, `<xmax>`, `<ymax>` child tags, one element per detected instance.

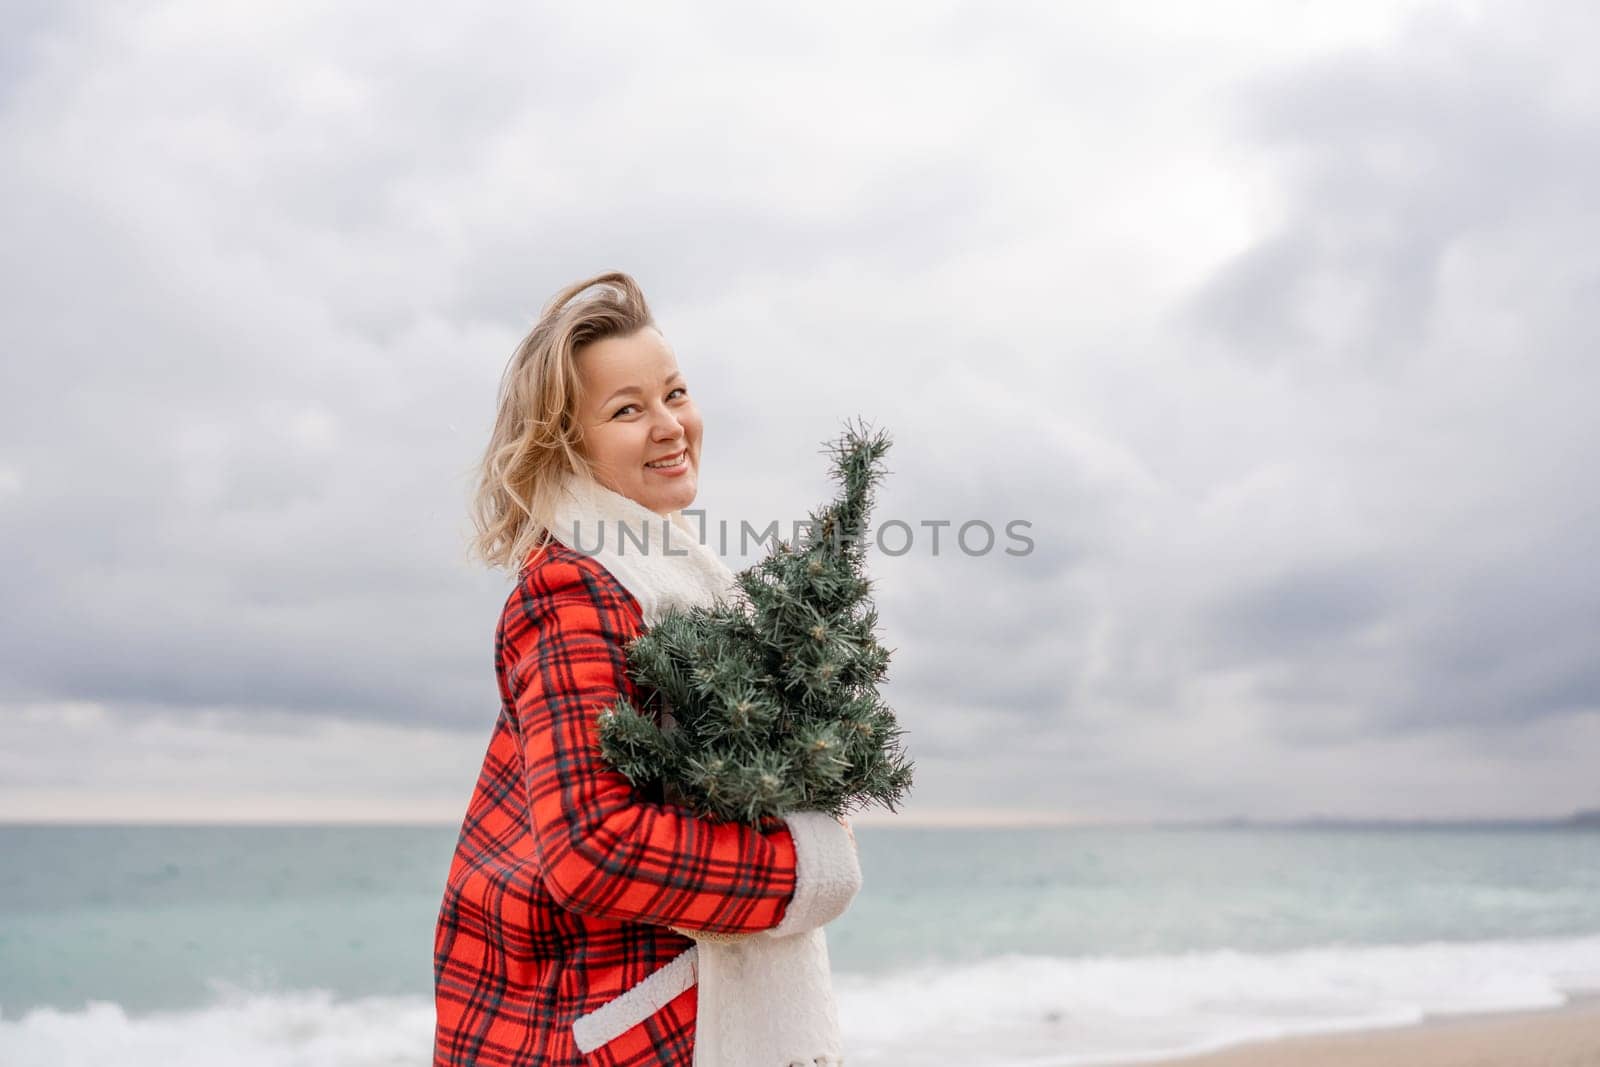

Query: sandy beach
<box><xmin>1107</xmin><ymin>993</ymin><xmax>1600</xmax><ymax>1067</ymax></box>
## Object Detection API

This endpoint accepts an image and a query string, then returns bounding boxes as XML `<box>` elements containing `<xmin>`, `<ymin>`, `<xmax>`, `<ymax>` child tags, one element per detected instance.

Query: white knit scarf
<box><xmin>549</xmin><ymin>472</ymin><xmax>847</xmax><ymax>1067</ymax></box>
<box><xmin>547</xmin><ymin>472</ymin><xmax>739</xmax><ymax>628</ymax></box>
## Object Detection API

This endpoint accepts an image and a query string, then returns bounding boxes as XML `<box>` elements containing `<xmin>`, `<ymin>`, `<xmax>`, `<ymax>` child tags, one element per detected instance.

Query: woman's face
<box><xmin>573</xmin><ymin>326</ymin><xmax>702</xmax><ymax>517</ymax></box>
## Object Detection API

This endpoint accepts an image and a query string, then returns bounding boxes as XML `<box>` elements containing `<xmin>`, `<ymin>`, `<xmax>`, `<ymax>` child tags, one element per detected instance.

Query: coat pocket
<box><xmin>572</xmin><ymin>946</ymin><xmax>698</xmax><ymax>1058</ymax></box>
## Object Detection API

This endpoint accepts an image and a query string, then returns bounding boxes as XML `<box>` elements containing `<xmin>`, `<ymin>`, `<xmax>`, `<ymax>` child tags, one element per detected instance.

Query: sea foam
<box><xmin>4</xmin><ymin>934</ymin><xmax>1599</xmax><ymax>1066</ymax></box>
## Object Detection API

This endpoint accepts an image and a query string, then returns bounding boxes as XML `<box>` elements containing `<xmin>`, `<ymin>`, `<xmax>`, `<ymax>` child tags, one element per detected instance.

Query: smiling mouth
<box><xmin>644</xmin><ymin>450</ymin><xmax>688</xmax><ymax>470</ymax></box>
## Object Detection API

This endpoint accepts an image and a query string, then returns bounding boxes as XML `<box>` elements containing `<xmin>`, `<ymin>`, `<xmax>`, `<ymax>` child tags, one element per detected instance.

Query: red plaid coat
<box><xmin>433</xmin><ymin>541</ymin><xmax>803</xmax><ymax>1066</ymax></box>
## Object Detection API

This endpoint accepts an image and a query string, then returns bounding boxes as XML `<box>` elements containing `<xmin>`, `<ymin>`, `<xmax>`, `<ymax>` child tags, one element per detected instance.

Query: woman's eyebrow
<box><xmin>602</xmin><ymin>385</ymin><xmax>643</xmax><ymax>405</ymax></box>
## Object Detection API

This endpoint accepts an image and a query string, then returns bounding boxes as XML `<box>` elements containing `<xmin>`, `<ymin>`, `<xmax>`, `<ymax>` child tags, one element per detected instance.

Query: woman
<box><xmin>433</xmin><ymin>271</ymin><xmax>861</xmax><ymax>1067</ymax></box>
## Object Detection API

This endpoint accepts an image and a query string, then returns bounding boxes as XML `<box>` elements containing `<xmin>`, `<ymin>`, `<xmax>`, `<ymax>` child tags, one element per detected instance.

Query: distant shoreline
<box><xmin>839</xmin><ymin>809</ymin><xmax>1600</xmax><ymax>830</ymax></box>
<box><xmin>1</xmin><ymin>809</ymin><xmax>1596</xmax><ymax>830</ymax></box>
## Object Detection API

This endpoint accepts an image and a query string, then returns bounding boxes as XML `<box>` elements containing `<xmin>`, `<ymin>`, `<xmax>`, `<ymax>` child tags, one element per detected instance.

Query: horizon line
<box><xmin>0</xmin><ymin>808</ymin><xmax>1594</xmax><ymax>829</ymax></box>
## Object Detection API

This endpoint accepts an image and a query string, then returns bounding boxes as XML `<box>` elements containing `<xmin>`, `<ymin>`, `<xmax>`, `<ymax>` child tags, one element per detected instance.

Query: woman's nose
<box><xmin>650</xmin><ymin>405</ymin><xmax>685</xmax><ymax>439</ymax></box>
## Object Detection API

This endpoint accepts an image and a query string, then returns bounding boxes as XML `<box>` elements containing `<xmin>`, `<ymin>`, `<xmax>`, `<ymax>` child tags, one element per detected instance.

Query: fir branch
<box><xmin>597</xmin><ymin>420</ymin><xmax>916</xmax><ymax>826</ymax></box>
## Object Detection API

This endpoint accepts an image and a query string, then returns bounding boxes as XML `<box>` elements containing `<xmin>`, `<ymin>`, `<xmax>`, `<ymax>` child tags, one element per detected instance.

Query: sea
<box><xmin>3</xmin><ymin>822</ymin><xmax>1599</xmax><ymax>1066</ymax></box>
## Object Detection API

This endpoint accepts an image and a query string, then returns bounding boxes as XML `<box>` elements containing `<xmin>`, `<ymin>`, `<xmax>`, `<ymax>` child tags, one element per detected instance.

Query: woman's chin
<box><xmin>656</xmin><ymin>475</ymin><xmax>697</xmax><ymax>515</ymax></box>
<box><xmin>604</xmin><ymin>471</ymin><xmax>697</xmax><ymax>515</ymax></box>
<box><xmin>662</xmin><ymin>483</ymin><xmax>697</xmax><ymax>514</ymax></box>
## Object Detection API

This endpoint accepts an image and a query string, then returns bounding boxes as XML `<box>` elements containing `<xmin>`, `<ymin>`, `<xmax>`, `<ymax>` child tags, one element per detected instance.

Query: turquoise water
<box><xmin>3</xmin><ymin>823</ymin><xmax>1600</xmax><ymax>1065</ymax></box>
<box><xmin>1</xmin><ymin>824</ymin><xmax>449</xmax><ymax>1016</ymax></box>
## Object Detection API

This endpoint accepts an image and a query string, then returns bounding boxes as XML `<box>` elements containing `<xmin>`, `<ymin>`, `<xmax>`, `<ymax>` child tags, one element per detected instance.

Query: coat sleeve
<box><xmin>509</xmin><ymin>556</ymin><xmax>857</xmax><ymax>935</ymax></box>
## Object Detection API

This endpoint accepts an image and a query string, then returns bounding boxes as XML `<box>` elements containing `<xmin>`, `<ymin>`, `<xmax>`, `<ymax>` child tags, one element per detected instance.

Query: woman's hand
<box><xmin>670</xmin><ymin>820</ymin><xmax>853</xmax><ymax>941</ymax></box>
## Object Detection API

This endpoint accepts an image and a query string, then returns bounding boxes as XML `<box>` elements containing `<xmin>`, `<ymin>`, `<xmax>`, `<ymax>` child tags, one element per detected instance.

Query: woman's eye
<box><xmin>612</xmin><ymin>389</ymin><xmax>686</xmax><ymax>419</ymax></box>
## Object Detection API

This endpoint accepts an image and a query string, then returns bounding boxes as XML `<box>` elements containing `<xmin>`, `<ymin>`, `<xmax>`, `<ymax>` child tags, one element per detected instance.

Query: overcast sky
<box><xmin>3</xmin><ymin>0</ymin><xmax>1597</xmax><ymax>824</ymax></box>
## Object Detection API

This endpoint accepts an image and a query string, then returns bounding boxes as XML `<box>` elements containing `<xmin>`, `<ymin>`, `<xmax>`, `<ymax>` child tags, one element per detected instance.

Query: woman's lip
<box><xmin>644</xmin><ymin>449</ymin><xmax>689</xmax><ymax>474</ymax></box>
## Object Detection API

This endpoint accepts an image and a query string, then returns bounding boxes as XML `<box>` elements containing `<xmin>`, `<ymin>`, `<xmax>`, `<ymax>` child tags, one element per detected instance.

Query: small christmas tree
<box><xmin>597</xmin><ymin>419</ymin><xmax>914</xmax><ymax>827</ymax></box>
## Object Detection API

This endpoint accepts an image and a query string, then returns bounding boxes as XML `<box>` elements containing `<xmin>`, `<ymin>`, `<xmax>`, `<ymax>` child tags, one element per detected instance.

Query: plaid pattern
<box><xmin>434</xmin><ymin>542</ymin><xmax>801</xmax><ymax>1066</ymax></box>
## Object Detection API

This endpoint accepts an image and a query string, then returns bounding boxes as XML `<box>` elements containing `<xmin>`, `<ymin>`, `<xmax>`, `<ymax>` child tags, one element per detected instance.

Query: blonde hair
<box><xmin>468</xmin><ymin>270</ymin><xmax>657</xmax><ymax>573</ymax></box>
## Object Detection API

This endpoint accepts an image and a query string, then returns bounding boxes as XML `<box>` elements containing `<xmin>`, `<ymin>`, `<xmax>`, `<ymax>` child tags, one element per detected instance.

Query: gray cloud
<box><xmin>1187</xmin><ymin>3</ymin><xmax>1600</xmax><ymax>374</ymax></box>
<box><xmin>1200</xmin><ymin>556</ymin><xmax>1395</xmax><ymax>668</ymax></box>
<box><xmin>1169</xmin><ymin>0</ymin><xmax>1600</xmax><ymax>756</ymax></box>
<box><xmin>3</xmin><ymin>0</ymin><xmax>1598</xmax><ymax>822</ymax></box>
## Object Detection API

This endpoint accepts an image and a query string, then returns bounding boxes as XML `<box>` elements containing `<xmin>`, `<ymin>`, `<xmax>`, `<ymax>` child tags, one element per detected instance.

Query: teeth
<box><xmin>646</xmin><ymin>452</ymin><xmax>686</xmax><ymax>468</ymax></box>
